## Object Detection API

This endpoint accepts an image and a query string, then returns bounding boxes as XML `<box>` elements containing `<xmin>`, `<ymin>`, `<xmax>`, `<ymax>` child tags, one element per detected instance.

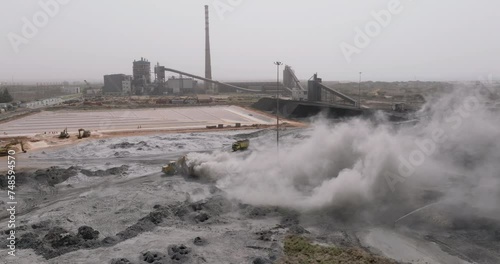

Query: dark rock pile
<box><xmin>16</xmin><ymin>225</ymin><xmax>101</xmax><ymax>259</ymax></box>
<box><xmin>80</xmin><ymin>165</ymin><xmax>129</xmax><ymax>177</ymax></box>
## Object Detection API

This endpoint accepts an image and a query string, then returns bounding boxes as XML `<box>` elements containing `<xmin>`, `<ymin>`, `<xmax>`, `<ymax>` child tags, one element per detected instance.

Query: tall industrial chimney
<box><xmin>204</xmin><ymin>5</ymin><xmax>213</xmax><ymax>92</ymax></box>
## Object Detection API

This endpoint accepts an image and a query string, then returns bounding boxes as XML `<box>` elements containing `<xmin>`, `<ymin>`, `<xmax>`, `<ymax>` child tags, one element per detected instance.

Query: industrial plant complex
<box><xmin>99</xmin><ymin>5</ymin><xmax>293</xmax><ymax>98</ymax></box>
<box><xmin>102</xmin><ymin>58</ymin><xmax>199</xmax><ymax>96</ymax></box>
<box><xmin>0</xmin><ymin>5</ymin><xmax>439</xmax><ymax>115</ymax></box>
<box><xmin>1</xmin><ymin>2</ymin><xmax>499</xmax><ymax>264</ymax></box>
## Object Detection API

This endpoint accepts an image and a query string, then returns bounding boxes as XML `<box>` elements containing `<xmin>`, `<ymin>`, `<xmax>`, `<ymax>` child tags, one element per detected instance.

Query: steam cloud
<box><xmin>186</xmin><ymin>85</ymin><xmax>500</xmax><ymax>222</ymax></box>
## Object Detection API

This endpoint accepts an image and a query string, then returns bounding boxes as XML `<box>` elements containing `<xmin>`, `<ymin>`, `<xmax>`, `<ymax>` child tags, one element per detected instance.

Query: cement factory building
<box><xmin>155</xmin><ymin>63</ymin><xmax>166</xmax><ymax>83</ymax></box>
<box><xmin>133</xmin><ymin>57</ymin><xmax>151</xmax><ymax>85</ymax></box>
<box><xmin>103</xmin><ymin>74</ymin><xmax>132</xmax><ymax>95</ymax></box>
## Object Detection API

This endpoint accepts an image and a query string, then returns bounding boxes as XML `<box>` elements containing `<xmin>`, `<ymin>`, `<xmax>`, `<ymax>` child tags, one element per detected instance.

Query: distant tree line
<box><xmin>0</xmin><ymin>88</ymin><xmax>14</xmax><ymax>103</ymax></box>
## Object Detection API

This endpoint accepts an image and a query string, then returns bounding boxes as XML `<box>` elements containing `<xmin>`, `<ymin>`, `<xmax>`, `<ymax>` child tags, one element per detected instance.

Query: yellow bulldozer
<box><xmin>162</xmin><ymin>161</ymin><xmax>179</xmax><ymax>176</ymax></box>
<box><xmin>162</xmin><ymin>156</ymin><xmax>194</xmax><ymax>176</ymax></box>
<box><xmin>77</xmin><ymin>129</ymin><xmax>91</xmax><ymax>139</ymax></box>
<box><xmin>0</xmin><ymin>140</ymin><xmax>26</xmax><ymax>157</ymax></box>
<box><xmin>162</xmin><ymin>139</ymin><xmax>250</xmax><ymax>176</ymax></box>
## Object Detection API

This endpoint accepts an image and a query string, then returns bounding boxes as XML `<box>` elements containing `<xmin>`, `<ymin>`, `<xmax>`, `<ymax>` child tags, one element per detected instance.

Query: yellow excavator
<box><xmin>0</xmin><ymin>140</ymin><xmax>26</xmax><ymax>157</ymax></box>
<box><xmin>77</xmin><ymin>129</ymin><xmax>91</xmax><ymax>139</ymax></box>
<box><xmin>59</xmin><ymin>128</ymin><xmax>70</xmax><ymax>139</ymax></box>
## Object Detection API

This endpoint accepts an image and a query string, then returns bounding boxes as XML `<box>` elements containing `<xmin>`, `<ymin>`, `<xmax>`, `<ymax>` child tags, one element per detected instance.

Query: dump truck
<box><xmin>77</xmin><ymin>129</ymin><xmax>91</xmax><ymax>139</ymax></box>
<box><xmin>232</xmin><ymin>139</ymin><xmax>249</xmax><ymax>152</ymax></box>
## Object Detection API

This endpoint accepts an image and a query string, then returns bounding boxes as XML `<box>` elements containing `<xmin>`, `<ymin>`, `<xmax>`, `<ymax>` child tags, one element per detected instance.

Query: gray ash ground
<box><xmin>1</xmin><ymin>130</ymin><xmax>499</xmax><ymax>263</ymax></box>
<box><xmin>5</xmin><ymin>193</ymin><xmax>296</xmax><ymax>263</ymax></box>
<box><xmin>0</xmin><ymin>165</ymin><xmax>129</xmax><ymax>190</ymax></box>
<box><xmin>401</xmin><ymin>210</ymin><xmax>500</xmax><ymax>263</ymax></box>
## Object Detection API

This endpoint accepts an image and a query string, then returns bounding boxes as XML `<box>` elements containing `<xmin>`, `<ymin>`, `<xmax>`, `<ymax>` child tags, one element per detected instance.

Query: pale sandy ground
<box><xmin>0</xmin><ymin>105</ymin><xmax>304</xmax><ymax>157</ymax></box>
<box><xmin>0</xmin><ymin>106</ymin><xmax>279</xmax><ymax>138</ymax></box>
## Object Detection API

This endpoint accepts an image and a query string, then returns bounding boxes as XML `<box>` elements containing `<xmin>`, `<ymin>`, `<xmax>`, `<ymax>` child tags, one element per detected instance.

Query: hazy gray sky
<box><xmin>1</xmin><ymin>0</ymin><xmax>499</xmax><ymax>83</ymax></box>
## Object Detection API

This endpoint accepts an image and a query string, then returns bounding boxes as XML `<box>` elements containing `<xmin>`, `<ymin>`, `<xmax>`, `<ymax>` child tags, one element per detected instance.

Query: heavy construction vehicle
<box><xmin>162</xmin><ymin>156</ymin><xmax>194</xmax><ymax>176</ymax></box>
<box><xmin>162</xmin><ymin>139</ymin><xmax>251</xmax><ymax>176</ymax></box>
<box><xmin>77</xmin><ymin>129</ymin><xmax>91</xmax><ymax>139</ymax></box>
<box><xmin>59</xmin><ymin>128</ymin><xmax>70</xmax><ymax>139</ymax></box>
<box><xmin>232</xmin><ymin>139</ymin><xmax>249</xmax><ymax>152</ymax></box>
<box><xmin>0</xmin><ymin>140</ymin><xmax>26</xmax><ymax>157</ymax></box>
<box><xmin>162</xmin><ymin>161</ymin><xmax>179</xmax><ymax>176</ymax></box>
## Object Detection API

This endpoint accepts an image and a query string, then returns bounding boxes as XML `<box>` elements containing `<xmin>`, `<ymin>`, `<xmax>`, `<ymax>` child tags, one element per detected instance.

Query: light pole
<box><xmin>274</xmin><ymin>61</ymin><xmax>283</xmax><ymax>150</ymax></box>
<box><xmin>358</xmin><ymin>72</ymin><xmax>362</xmax><ymax>108</ymax></box>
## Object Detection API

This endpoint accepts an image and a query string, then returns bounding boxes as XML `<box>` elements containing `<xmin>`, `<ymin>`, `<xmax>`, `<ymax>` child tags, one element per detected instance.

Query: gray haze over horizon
<box><xmin>1</xmin><ymin>0</ymin><xmax>499</xmax><ymax>83</ymax></box>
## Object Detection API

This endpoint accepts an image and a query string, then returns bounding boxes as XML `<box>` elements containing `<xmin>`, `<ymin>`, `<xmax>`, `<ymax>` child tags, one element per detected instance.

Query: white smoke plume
<box><xmin>186</xmin><ymin>84</ymin><xmax>500</xmax><ymax>222</ymax></box>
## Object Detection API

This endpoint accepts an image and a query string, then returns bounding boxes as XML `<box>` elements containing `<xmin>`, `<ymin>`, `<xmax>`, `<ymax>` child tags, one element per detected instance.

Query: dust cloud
<box><xmin>186</xmin><ymin>85</ymin><xmax>500</xmax><ymax>223</ymax></box>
